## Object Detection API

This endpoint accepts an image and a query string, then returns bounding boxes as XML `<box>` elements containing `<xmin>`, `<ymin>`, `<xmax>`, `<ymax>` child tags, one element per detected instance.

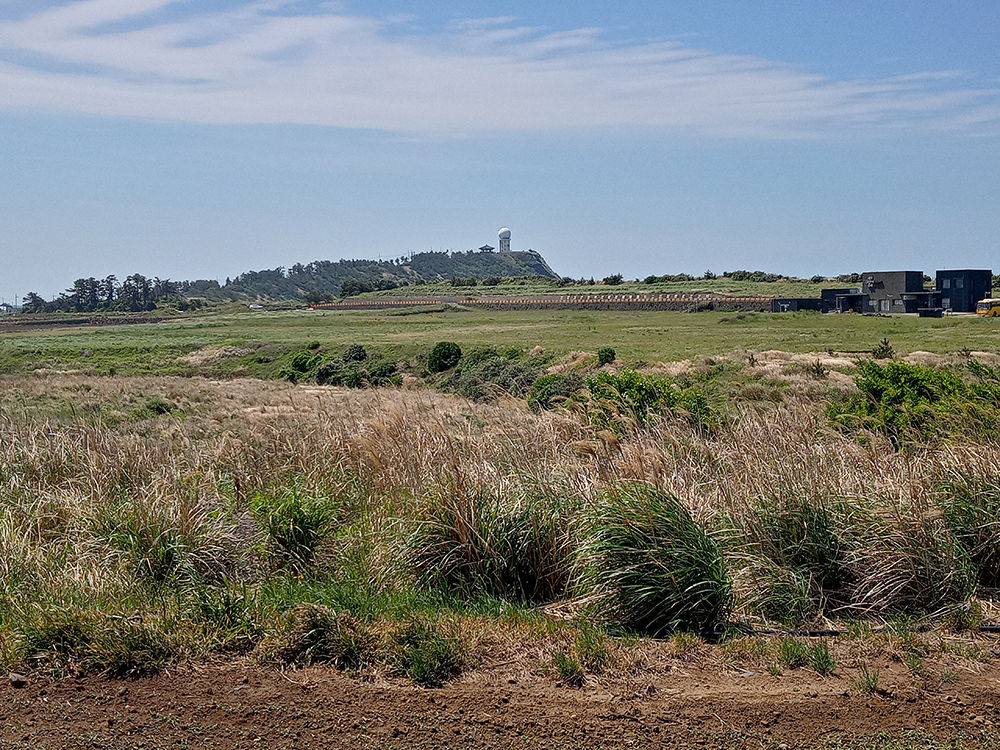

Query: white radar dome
<box><xmin>498</xmin><ymin>227</ymin><xmax>511</xmax><ymax>240</ymax></box>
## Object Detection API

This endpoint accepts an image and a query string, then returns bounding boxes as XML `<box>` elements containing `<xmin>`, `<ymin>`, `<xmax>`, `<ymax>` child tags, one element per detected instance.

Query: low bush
<box><xmin>343</xmin><ymin>344</ymin><xmax>367</xmax><ymax>362</ymax></box>
<box><xmin>827</xmin><ymin>360</ymin><xmax>1000</xmax><ymax>449</ymax></box>
<box><xmin>597</xmin><ymin>347</ymin><xmax>616</xmax><ymax>366</ymax></box>
<box><xmin>446</xmin><ymin>352</ymin><xmax>539</xmax><ymax>401</ymax></box>
<box><xmin>579</xmin><ymin>484</ymin><xmax>730</xmax><ymax>635</ymax></box>
<box><xmin>527</xmin><ymin>373</ymin><xmax>584</xmax><ymax>412</ymax></box>
<box><xmin>577</xmin><ymin>369</ymin><xmax>713</xmax><ymax>431</ymax></box>
<box><xmin>428</xmin><ymin>342</ymin><xmax>462</xmax><ymax>372</ymax></box>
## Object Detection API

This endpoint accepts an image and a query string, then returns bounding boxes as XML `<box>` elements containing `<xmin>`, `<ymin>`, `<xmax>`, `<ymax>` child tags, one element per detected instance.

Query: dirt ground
<box><xmin>4</xmin><ymin>652</ymin><xmax>1000</xmax><ymax>750</ymax></box>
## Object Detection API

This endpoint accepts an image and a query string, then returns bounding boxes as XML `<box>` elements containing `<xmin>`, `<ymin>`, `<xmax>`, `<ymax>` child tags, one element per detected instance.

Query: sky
<box><xmin>2</xmin><ymin>1</ymin><xmax>999</xmax><ymax>302</ymax></box>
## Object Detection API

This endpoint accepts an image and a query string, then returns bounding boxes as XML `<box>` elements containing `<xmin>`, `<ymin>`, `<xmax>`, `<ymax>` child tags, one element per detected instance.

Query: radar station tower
<box><xmin>498</xmin><ymin>227</ymin><xmax>511</xmax><ymax>253</ymax></box>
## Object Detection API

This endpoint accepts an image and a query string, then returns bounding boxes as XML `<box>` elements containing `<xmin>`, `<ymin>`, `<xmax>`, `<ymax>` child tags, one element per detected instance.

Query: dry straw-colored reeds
<box><xmin>1</xmin><ymin>371</ymin><xmax>999</xmax><ymax>677</ymax></box>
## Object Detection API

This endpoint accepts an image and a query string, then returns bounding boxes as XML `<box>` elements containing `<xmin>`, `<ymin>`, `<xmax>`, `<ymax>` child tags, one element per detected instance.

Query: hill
<box><xmin>221</xmin><ymin>248</ymin><xmax>558</xmax><ymax>301</ymax></box>
<box><xmin>19</xmin><ymin>249</ymin><xmax>560</xmax><ymax>312</ymax></box>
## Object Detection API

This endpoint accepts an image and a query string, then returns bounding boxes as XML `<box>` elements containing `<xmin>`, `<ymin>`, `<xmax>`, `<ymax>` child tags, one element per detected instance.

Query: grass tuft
<box><xmin>580</xmin><ymin>484</ymin><xmax>730</xmax><ymax>636</ymax></box>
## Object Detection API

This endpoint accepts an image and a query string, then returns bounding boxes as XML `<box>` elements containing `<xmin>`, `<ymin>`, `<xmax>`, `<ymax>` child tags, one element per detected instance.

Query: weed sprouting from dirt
<box><xmin>552</xmin><ymin>649</ymin><xmax>584</xmax><ymax>687</ymax></box>
<box><xmin>854</xmin><ymin>665</ymin><xmax>880</xmax><ymax>694</ymax></box>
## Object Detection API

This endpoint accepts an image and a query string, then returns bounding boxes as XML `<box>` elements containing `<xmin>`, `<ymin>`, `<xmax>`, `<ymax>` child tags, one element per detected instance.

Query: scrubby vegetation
<box><xmin>2</xmin><ymin>342</ymin><xmax>1000</xmax><ymax>687</ymax></box>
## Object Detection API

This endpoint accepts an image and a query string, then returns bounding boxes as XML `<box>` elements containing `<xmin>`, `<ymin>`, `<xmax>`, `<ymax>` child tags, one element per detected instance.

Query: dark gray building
<box><xmin>771</xmin><ymin>298</ymin><xmax>823</xmax><ymax>312</ymax></box>
<box><xmin>861</xmin><ymin>271</ymin><xmax>937</xmax><ymax>314</ymax></box>
<box><xmin>936</xmin><ymin>269</ymin><xmax>992</xmax><ymax>312</ymax></box>
<box><xmin>821</xmin><ymin>287</ymin><xmax>854</xmax><ymax>313</ymax></box>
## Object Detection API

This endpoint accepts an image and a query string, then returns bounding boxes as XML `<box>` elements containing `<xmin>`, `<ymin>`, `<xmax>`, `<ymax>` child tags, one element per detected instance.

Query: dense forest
<box><xmin>20</xmin><ymin>248</ymin><xmax>559</xmax><ymax>313</ymax></box>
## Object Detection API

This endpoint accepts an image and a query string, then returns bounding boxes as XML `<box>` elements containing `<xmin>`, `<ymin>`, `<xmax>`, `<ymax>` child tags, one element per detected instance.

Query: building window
<box><xmin>894</xmin><ymin>299</ymin><xmax>903</xmax><ymax>305</ymax></box>
<box><xmin>943</xmin><ymin>278</ymin><xmax>950</xmax><ymax>289</ymax></box>
<box><xmin>943</xmin><ymin>298</ymin><xmax>951</xmax><ymax>309</ymax></box>
<box><xmin>956</xmin><ymin>278</ymin><xmax>964</xmax><ymax>288</ymax></box>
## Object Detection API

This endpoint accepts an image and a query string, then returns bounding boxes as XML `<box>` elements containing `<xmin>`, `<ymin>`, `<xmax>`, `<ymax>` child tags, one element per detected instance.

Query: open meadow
<box><xmin>2</xmin><ymin>306</ymin><xmax>999</xmax><ymax>376</ymax></box>
<box><xmin>3</xmin><ymin>307</ymin><xmax>1000</xmax><ymax>748</ymax></box>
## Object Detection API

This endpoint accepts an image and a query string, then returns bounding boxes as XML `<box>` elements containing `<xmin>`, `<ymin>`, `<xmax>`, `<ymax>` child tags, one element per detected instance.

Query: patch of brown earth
<box><xmin>4</xmin><ymin>656</ymin><xmax>999</xmax><ymax>749</ymax></box>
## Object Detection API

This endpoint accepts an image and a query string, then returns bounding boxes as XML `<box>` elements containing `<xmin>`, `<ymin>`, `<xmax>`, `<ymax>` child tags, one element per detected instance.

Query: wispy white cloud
<box><xmin>0</xmin><ymin>1</ymin><xmax>996</xmax><ymax>137</ymax></box>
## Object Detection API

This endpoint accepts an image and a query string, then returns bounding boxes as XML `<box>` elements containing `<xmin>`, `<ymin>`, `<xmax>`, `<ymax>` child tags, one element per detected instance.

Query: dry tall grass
<box><xmin>1</xmin><ymin>372</ymin><xmax>999</xmax><ymax>674</ymax></box>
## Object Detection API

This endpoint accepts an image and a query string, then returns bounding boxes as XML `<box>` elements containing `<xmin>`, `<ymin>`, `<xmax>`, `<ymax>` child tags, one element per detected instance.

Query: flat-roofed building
<box><xmin>936</xmin><ymin>269</ymin><xmax>992</xmax><ymax>312</ymax></box>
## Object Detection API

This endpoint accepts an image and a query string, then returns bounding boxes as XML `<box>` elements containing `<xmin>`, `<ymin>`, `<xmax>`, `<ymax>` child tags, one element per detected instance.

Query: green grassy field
<box><xmin>1</xmin><ymin>307</ymin><xmax>997</xmax><ymax>377</ymax></box>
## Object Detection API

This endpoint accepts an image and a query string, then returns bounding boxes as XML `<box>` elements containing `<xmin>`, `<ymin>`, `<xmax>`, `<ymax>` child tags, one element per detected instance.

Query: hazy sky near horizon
<box><xmin>2</xmin><ymin>1</ymin><xmax>999</xmax><ymax>301</ymax></box>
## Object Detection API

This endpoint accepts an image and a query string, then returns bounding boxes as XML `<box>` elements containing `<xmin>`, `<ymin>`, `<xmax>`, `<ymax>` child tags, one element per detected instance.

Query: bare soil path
<box><xmin>4</xmin><ymin>658</ymin><xmax>999</xmax><ymax>749</ymax></box>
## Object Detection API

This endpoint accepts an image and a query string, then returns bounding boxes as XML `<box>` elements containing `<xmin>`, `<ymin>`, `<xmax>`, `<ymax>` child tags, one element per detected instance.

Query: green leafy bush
<box><xmin>447</xmin><ymin>353</ymin><xmax>539</xmax><ymax>401</ymax></box>
<box><xmin>343</xmin><ymin>344</ymin><xmax>367</xmax><ymax>362</ymax></box>
<box><xmin>871</xmin><ymin>337</ymin><xmax>895</xmax><ymax>360</ymax></box>
<box><xmin>579</xmin><ymin>369</ymin><xmax>712</xmax><ymax>431</ymax></box>
<box><xmin>527</xmin><ymin>373</ymin><xmax>584</xmax><ymax>412</ymax></box>
<box><xmin>428</xmin><ymin>341</ymin><xmax>462</xmax><ymax>372</ymax></box>
<box><xmin>597</xmin><ymin>347</ymin><xmax>616</xmax><ymax>366</ymax></box>
<box><xmin>827</xmin><ymin>360</ymin><xmax>1000</xmax><ymax>449</ymax></box>
<box><xmin>579</xmin><ymin>484</ymin><xmax>730</xmax><ymax>635</ymax></box>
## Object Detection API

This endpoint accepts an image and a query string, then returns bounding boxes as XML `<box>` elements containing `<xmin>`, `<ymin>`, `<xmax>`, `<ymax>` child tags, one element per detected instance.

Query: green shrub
<box><xmin>366</xmin><ymin>360</ymin><xmax>398</xmax><ymax>385</ymax></box>
<box><xmin>144</xmin><ymin>396</ymin><xmax>173</xmax><ymax>415</ymax></box>
<box><xmin>315</xmin><ymin>360</ymin><xmax>342</xmax><ymax>385</ymax></box>
<box><xmin>579</xmin><ymin>484</ymin><xmax>730</xmax><ymax>635</ymax></box>
<box><xmin>527</xmin><ymin>373</ymin><xmax>584</xmax><ymax>412</ymax></box>
<box><xmin>579</xmin><ymin>369</ymin><xmax>713</xmax><ymax>431</ymax></box>
<box><xmin>827</xmin><ymin>360</ymin><xmax>1000</xmax><ymax>449</ymax></box>
<box><xmin>428</xmin><ymin>341</ymin><xmax>462</xmax><ymax>372</ymax></box>
<box><xmin>597</xmin><ymin>347</ymin><xmax>616</xmax><ymax>366</ymax></box>
<box><xmin>343</xmin><ymin>344</ymin><xmax>367</xmax><ymax>362</ymax></box>
<box><xmin>447</xmin><ymin>354</ymin><xmax>539</xmax><ymax>401</ymax></box>
<box><xmin>871</xmin><ymin>337</ymin><xmax>895</xmax><ymax>360</ymax></box>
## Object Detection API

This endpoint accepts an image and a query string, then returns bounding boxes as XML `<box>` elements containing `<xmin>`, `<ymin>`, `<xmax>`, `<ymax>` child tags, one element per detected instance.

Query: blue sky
<box><xmin>1</xmin><ymin>1</ymin><xmax>999</xmax><ymax>302</ymax></box>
